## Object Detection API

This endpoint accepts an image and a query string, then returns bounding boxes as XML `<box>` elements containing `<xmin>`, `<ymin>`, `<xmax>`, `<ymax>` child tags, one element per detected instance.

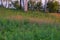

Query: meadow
<box><xmin>0</xmin><ymin>7</ymin><xmax>60</xmax><ymax>40</ymax></box>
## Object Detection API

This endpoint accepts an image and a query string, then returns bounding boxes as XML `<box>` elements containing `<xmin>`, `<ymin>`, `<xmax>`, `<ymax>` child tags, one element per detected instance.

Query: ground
<box><xmin>5</xmin><ymin>12</ymin><xmax>60</xmax><ymax>24</ymax></box>
<box><xmin>0</xmin><ymin>7</ymin><xmax>60</xmax><ymax>22</ymax></box>
<box><xmin>0</xmin><ymin>7</ymin><xmax>60</xmax><ymax>40</ymax></box>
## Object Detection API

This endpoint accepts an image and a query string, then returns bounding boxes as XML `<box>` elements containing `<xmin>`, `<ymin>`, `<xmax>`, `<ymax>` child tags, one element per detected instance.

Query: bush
<box><xmin>28</xmin><ymin>1</ymin><xmax>42</xmax><ymax>11</ymax></box>
<box><xmin>28</xmin><ymin>0</ymin><xmax>35</xmax><ymax>10</ymax></box>
<box><xmin>12</xmin><ymin>1</ymin><xmax>21</xmax><ymax>9</ymax></box>
<box><xmin>35</xmin><ymin>2</ymin><xmax>42</xmax><ymax>11</ymax></box>
<box><xmin>47</xmin><ymin>1</ymin><xmax>59</xmax><ymax>12</ymax></box>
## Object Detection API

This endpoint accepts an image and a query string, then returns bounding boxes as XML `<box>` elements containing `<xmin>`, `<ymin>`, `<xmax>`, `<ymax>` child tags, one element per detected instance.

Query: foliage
<box><xmin>47</xmin><ymin>1</ymin><xmax>59</xmax><ymax>12</ymax></box>
<box><xmin>28</xmin><ymin>1</ymin><xmax>42</xmax><ymax>11</ymax></box>
<box><xmin>35</xmin><ymin>2</ymin><xmax>42</xmax><ymax>11</ymax></box>
<box><xmin>12</xmin><ymin>1</ymin><xmax>20</xmax><ymax>9</ymax></box>
<box><xmin>28</xmin><ymin>0</ymin><xmax>35</xmax><ymax>10</ymax></box>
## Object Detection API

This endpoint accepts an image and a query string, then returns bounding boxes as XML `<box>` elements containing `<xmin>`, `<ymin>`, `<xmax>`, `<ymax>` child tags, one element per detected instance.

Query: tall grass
<box><xmin>0</xmin><ymin>19</ymin><xmax>60</xmax><ymax>40</ymax></box>
<box><xmin>0</xmin><ymin>7</ymin><xmax>56</xmax><ymax>19</ymax></box>
<box><xmin>0</xmin><ymin>7</ymin><xmax>60</xmax><ymax>40</ymax></box>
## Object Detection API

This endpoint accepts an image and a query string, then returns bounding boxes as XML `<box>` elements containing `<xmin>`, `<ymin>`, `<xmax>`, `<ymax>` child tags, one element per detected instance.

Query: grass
<box><xmin>0</xmin><ymin>7</ymin><xmax>60</xmax><ymax>40</ymax></box>
<box><xmin>0</xmin><ymin>19</ymin><xmax>60</xmax><ymax>40</ymax></box>
<box><xmin>0</xmin><ymin>7</ymin><xmax>55</xmax><ymax>19</ymax></box>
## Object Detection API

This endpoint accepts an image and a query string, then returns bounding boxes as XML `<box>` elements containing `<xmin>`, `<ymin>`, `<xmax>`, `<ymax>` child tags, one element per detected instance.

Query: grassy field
<box><xmin>0</xmin><ymin>7</ymin><xmax>55</xmax><ymax>18</ymax></box>
<box><xmin>0</xmin><ymin>7</ymin><xmax>60</xmax><ymax>40</ymax></box>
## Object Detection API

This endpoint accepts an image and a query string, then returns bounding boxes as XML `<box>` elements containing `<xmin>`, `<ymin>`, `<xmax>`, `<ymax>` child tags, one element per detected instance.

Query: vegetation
<box><xmin>0</xmin><ymin>0</ymin><xmax>60</xmax><ymax>13</ymax></box>
<box><xmin>0</xmin><ymin>7</ymin><xmax>57</xmax><ymax>19</ymax></box>
<box><xmin>47</xmin><ymin>1</ymin><xmax>59</xmax><ymax>12</ymax></box>
<box><xmin>28</xmin><ymin>0</ymin><xmax>35</xmax><ymax>10</ymax></box>
<box><xmin>28</xmin><ymin>1</ymin><xmax>60</xmax><ymax>13</ymax></box>
<box><xmin>28</xmin><ymin>0</ymin><xmax>42</xmax><ymax>11</ymax></box>
<box><xmin>35</xmin><ymin>2</ymin><xmax>42</xmax><ymax>11</ymax></box>
<box><xmin>0</xmin><ymin>7</ymin><xmax>60</xmax><ymax>40</ymax></box>
<box><xmin>0</xmin><ymin>19</ymin><xmax>60</xmax><ymax>40</ymax></box>
<box><xmin>12</xmin><ymin>1</ymin><xmax>20</xmax><ymax>9</ymax></box>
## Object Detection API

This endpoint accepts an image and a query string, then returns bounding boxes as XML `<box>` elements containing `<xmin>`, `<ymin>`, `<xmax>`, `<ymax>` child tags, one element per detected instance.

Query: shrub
<box><xmin>12</xmin><ymin>1</ymin><xmax>20</xmax><ymax>9</ymax></box>
<box><xmin>28</xmin><ymin>0</ymin><xmax>35</xmax><ymax>10</ymax></box>
<box><xmin>47</xmin><ymin>1</ymin><xmax>59</xmax><ymax>12</ymax></box>
<box><xmin>35</xmin><ymin>2</ymin><xmax>42</xmax><ymax>11</ymax></box>
<box><xmin>28</xmin><ymin>1</ymin><xmax>42</xmax><ymax>11</ymax></box>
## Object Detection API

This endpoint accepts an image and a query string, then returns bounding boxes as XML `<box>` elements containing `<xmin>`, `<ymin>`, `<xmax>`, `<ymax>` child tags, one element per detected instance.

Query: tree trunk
<box><xmin>44</xmin><ymin>0</ymin><xmax>47</xmax><ymax>12</ymax></box>
<box><xmin>20</xmin><ymin>0</ymin><xmax>21</xmax><ymax>7</ymax></box>
<box><xmin>24</xmin><ymin>0</ymin><xmax>28</xmax><ymax>12</ymax></box>
<box><xmin>1</xmin><ymin>0</ymin><xmax>2</xmax><ymax>5</ymax></box>
<box><xmin>6</xmin><ymin>0</ymin><xmax>7</xmax><ymax>7</ymax></box>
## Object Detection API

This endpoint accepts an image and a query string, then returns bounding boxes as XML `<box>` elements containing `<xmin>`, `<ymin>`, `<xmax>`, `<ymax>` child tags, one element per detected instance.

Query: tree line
<box><xmin>0</xmin><ymin>0</ymin><xmax>60</xmax><ymax>13</ymax></box>
<box><xmin>27</xmin><ymin>0</ymin><xmax>60</xmax><ymax>13</ymax></box>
